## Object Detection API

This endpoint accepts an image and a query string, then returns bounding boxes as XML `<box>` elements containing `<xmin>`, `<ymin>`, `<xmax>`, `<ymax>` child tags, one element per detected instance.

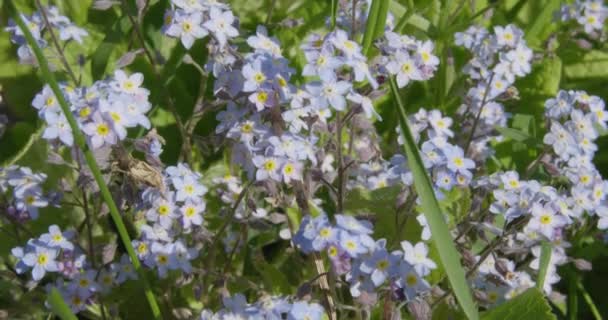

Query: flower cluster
<box><xmin>294</xmin><ymin>213</ymin><xmax>437</xmax><ymax>301</ymax></box>
<box><xmin>12</xmin><ymin>224</ymin><xmax>138</xmax><ymax>313</ymax></box>
<box><xmin>543</xmin><ymin>90</ymin><xmax>608</xmax><ymax>230</ymax></box>
<box><xmin>162</xmin><ymin>0</ymin><xmax>238</xmax><ymax>49</ymax></box>
<box><xmin>199</xmin><ymin>294</ymin><xmax>326</xmax><ymax>319</ymax></box>
<box><xmin>32</xmin><ymin>70</ymin><xmax>151</xmax><ymax>149</ymax></box>
<box><xmin>454</xmin><ymin>24</ymin><xmax>532</xmax><ymax>160</ymax></box>
<box><xmin>134</xmin><ymin>163</ymin><xmax>206</xmax><ymax>278</ymax></box>
<box><xmin>559</xmin><ymin>0</ymin><xmax>608</xmax><ymax>35</ymax></box>
<box><xmin>0</xmin><ymin>166</ymin><xmax>54</xmax><ymax>220</ymax></box>
<box><xmin>5</xmin><ymin>6</ymin><xmax>88</xmax><ymax>64</ymax></box>
<box><xmin>377</xmin><ymin>31</ymin><xmax>440</xmax><ymax>88</ymax></box>
<box><xmin>466</xmin><ymin>90</ymin><xmax>608</xmax><ymax>301</ymax></box>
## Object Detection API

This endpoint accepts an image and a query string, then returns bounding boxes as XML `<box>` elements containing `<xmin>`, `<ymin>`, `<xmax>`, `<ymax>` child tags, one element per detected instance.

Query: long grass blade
<box><xmin>361</xmin><ymin>0</ymin><xmax>381</xmax><ymax>56</ymax></box>
<box><xmin>48</xmin><ymin>288</ymin><xmax>78</xmax><ymax>320</ymax></box>
<box><xmin>9</xmin><ymin>4</ymin><xmax>163</xmax><ymax>319</ymax></box>
<box><xmin>390</xmin><ymin>77</ymin><xmax>479</xmax><ymax>320</ymax></box>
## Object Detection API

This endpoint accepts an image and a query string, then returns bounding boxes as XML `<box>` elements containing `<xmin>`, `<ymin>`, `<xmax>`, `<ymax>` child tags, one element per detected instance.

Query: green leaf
<box><xmin>481</xmin><ymin>288</ymin><xmax>556</xmax><ymax>320</ymax></box>
<box><xmin>524</xmin><ymin>0</ymin><xmax>560</xmax><ymax>48</ymax></box>
<box><xmin>48</xmin><ymin>288</ymin><xmax>78</xmax><ymax>320</ymax></box>
<box><xmin>389</xmin><ymin>1</ymin><xmax>431</xmax><ymax>32</ymax></box>
<box><xmin>536</xmin><ymin>241</ymin><xmax>552</xmax><ymax>291</ymax></box>
<box><xmin>563</xmin><ymin>50</ymin><xmax>608</xmax><ymax>81</ymax></box>
<box><xmin>389</xmin><ymin>77</ymin><xmax>479</xmax><ymax>320</ymax></box>
<box><xmin>361</xmin><ymin>0</ymin><xmax>390</xmax><ymax>57</ymax></box>
<box><xmin>252</xmin><ymin>251</ymin><xmax>292</xmax><ymax>295</ymax></box>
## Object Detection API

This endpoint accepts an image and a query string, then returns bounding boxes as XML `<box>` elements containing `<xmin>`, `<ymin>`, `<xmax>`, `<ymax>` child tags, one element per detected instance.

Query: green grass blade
<box><xmin>536</xmin><ymin>241</ymin><xmax>552</xmax><ymax>291</ymax></box>
<box><xmin>361</xmin><ymin>0</ymin><xmax>381</xmax><ymax>56</ymax></box>
<box><xmin>9</xmin><ymin>5</ymin><xmax>163</xmax><ymax>319</ymax></box>
<box><xmin>330</xmin><ymin>0</ymin><xmax>338</xmax><ymax>29</ymax></box>
<box><xmin>48</xmin><ymin>288</ymin><xmax>78</xmax><ymax>320</ymax></box>
<box><xmin>390</xmin><ymin>77</ymin><xmax>479</xmax><ymax>320</ymax></box>
<box><xmin>578</xmin><ymin>281</ymin><xmax>603</xmax><ymax>320</ymax></box>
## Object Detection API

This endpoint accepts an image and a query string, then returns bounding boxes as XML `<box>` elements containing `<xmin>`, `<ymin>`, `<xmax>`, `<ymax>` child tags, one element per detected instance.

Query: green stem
<box><xmin>578</xmin><ymin>281</ymin><xmax>603</xmax><ymax>320</ymax></box>
<box><xmin>9</xmin><ymin>6</ymin><xmax>162</xmax><ymax>319</ymax></box>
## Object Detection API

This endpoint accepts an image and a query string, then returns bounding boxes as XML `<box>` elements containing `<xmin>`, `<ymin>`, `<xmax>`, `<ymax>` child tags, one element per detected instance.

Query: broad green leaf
<box><xmin>389</xmin><ymin>1</ymin><xmax>431</xmax><ymax>32</ymax></box>
<box><xmin>48</xmin><ymin>288</ymin><xmax>78</xmax><ymax>320</ymax></box>
<box><xmin>563</xmin><ymin>50</ymin><xmax>608</xmax><ymax>80</ymax></box>
<box><xmin>524</xmin><ymin>0</ymin><xmax>560</xmax><ymax>48</ymax></box>
<box><xmin>344</xmin><ymin>186</ymin><xmax>402</xmax><ymax>239</ymax></box>
<box><xmin>252</xmin><ymin>251</ymin><xmax>292</xmax><ymax>295</ymax></box>
<box><xmin>481</xmin><ymin>288</ymin><xmax>556</xmax><ymax>320</ymax></box>
<box><xmin>518</xmin><ymin>57</ymin><xmax>563</xmax><ymax>97</ymax></box>
<box><xmin>495</xmin><ymin>127</ymin><xmax>540</xmax><ymax>147</ymax></box>
<box><xmin>390</xmin><ymin>77</ymin><xmax>479</xmax><ymax>320</ymax></box>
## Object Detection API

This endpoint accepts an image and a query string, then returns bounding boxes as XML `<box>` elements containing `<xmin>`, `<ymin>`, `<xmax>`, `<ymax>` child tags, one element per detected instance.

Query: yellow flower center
<box><xmin>79</xmin><ymin>106</ymin><xmax>91</xmax><ymax>118</ymax></box>
<box><xmin>158</xmin><ymin>204</ymin><xmax>170</xmax><ymax>216</ymax></box>
<box><xmin>96</xmin><ymin>123</ymin><xmax>110</xmax><ymax>136</ymax></box>
<box><xmin>184</xmin><ymin>185</ymin><xmax>194</xmax><ymax>194</ymax></box>
<box><xmin>283</xmin><ymin>163</ymin><xmax>294</xmax><ymax>175</ymax></box>
<box><xmin>453</xmin><ymin>157</ymin><xmax>464</xmax><ymax>167</ymax></box>
<box><xmin>376</xmin><ymin>259</ymin><xmax>389</xmax><ymax>270</ymax></box>
<box><xmin>254</xmin><ymin>73</ymin><xmax>265</xmax><ymax>83</ymax></box>
<box><xmin>137</xmin><ymin>243</ymin><xmax>147</xmax><ymax>254</ymax></box>
<box><xmin>157</xmin><ymin>255</ymin><xmax>168</xmax><ymax>265</ymax></box>
<box><xmin>79</xmin><ymin>279</ymin><xmax>89</xmax><ymax>287</ymax></box>
<box><xmin>257</xmin><ymin>92</ymin><xmax>268</xmax><ymax>103</ymax></box>
<box><xmin>277</xmin><ymin>77</ymin><xmax>287</xmax><ymax>87</ymax></box>
<box><xmin>488</xmin><ymin>291</ymin><xmax>498</xmax><ymax>302</ymax></box>
<box><xmin>317</xmin><ymin>56</ymin><xmax>326</xmax><ymax>66</ymax></box>
<box><xmin>45</xmin><ymin>97</ymin><xmax>55</xmax><ymax>106</ymax></box>
<box><xmin>401</xmin><ymin>63</ymin><xmax>412</xmax><ymax>73</ymax></box>
<box><xmin>72</xmin><ymin>296</ymin><xmax>82</xmax><ymax>306</ymax></box>
<box><xmin>263</xmin><ymin>159</ymin><xmax>276</xmax><ymax>171</ymax></box>
<box><xmin>328</xmin><ymin>246</ymin><xmax>338</xmax><ymax>257</ymax></box>
<box><xmin>37</xmin><ymin>253</ymin><xmax>48</xmax><ymax>265</ymax></box>
<box><xmin>182</xmin><ymin>21</ymin><xmax>192</xmax><ymax>32</ymax></box>
<box><xmin>25</xmin><ymin>195</ymin><xmax>35</xmax><ymax>205</ymax></box>
<box><xmin>185</xmin><ymin>207</ymin><xmax>196</xmax><ymax>217</ymax></box>
<box><xmin>540</xmin><ymin>214</ymin><xmax>552</xmax><ymax>225</ymax></box>
<box><xmin>319</xmin><ymin>228</ymin><xmax>331</xmax><ymax>238</ymax></box>
<box><xmin>345</xmin><ymin>241</ymin><xmax>356</xmax><ymax>250</ymax></box>
<box><xmin>421</xmin><ymin>52</ymin><xmax>430</xmax><ymax>62</ymax></box>
<box><xmin>406</xmin><ymin>273</ymin><xmax>418</xmax><ymax>286</ymax></box>
<box><xmin>110</xmin><ymin>112</ymin><xmax>121</xmax><ymax>123</ymax></box>
<box><xmin>122</xmin><ymin>80</ymin><xmax>135</xmax><ymax>91</ymax></box>
<box><xmin>52</xmin><ymin>234</ymin><xmax>63</xmax><ymax>242</ymax></box>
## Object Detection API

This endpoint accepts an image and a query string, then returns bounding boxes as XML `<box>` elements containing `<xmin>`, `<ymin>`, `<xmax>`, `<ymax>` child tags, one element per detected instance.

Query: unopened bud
<box><xmin>573</xmin><ymin>258</ymin><xmax>592</xmax><ymax>271</ymax></box>
<box><xmin>575</xmin><ymin>38</ymin><xmax>593</xmax><ymax>50</ymax></box>
<box><xmin>407</xmin><ymin>299</ymin><xmax>431</xmax><ymax>320</ymax></box>
<box><xmin>182</xmin><ymin>54</ymin><xmax>195</xmax><ymax>65</ymax></box>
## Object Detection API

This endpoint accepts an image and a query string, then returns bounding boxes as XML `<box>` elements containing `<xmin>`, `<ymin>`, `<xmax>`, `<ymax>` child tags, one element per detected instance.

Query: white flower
<box><xmin>400</xmin><ymin>241</ymin><xmax>437</xmax><ymax>276</ymax></box>
<box><xmin>165</xmin><ymin>11</ymin><xmax>208</xmax><ymax>49</ymax></box>
<box><xmin>386</xmin><ymin>51</ymin><xmax>422</xmax><ymax>88</ymax></box>
<box><xmin>203</xmin><ymin>7</ymin><xmax>238</xmax><ymax>47</ymax></box>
